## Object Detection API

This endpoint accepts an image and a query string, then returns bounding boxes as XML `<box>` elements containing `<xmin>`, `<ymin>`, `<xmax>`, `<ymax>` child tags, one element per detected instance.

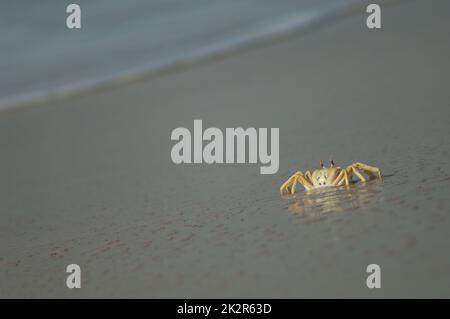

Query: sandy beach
<box><xmin>1</xmin><ymin>0</ymin><xmax>450</xmax><ymax>298</ymax></box>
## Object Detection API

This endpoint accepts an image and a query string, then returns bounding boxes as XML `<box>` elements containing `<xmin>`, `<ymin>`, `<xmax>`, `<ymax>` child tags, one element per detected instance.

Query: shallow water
<box><xmin>0</xmin><ymin>0</ymin><xmax>365</xmax><ymax>109</ymax></box>
<box><xmin>284</xmin><ymin>179</ymin><xmax>385</xmax><ymax>216</ymax></box>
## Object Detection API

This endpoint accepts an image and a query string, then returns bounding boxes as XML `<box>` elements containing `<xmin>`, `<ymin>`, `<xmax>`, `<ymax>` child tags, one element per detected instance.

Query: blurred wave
<box><xmin>0</xmin><ymin>0</ymin><xmax>367</xmax><ymax>110</ymax></box>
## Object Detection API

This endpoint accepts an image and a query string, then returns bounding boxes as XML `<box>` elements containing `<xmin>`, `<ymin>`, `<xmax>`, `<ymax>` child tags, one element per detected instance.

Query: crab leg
<box><xmin>295</xmin><ymin>174</ymin><xmax>314</xmax><ymax>192</ymax></box>
<box><xmin>352</xmin><ymin>162</ymin><xmax>382</xmax><ymax>180</ymax></box>
<box><xmin>294</xmin><ymin>170</ymin><xmax>314</xmax><ymax>193</ymax></box>
<box><xmin>332</xmin><ymin>169</ymin><xmax>350</xmax><ymax>186</ymax></box>
<box><xmin>344</xmin><ymin>169</ymin><xmax>351</xmax><ymax>185</ymax></box>
<box><xmin>349</xmin><ymin>165</ymin><xmax>366</xmax><ymax>182</ymax></box>
<box><xmin>291</xmin><ymin>177</ymin><xmax>299</xmax><ymax>194</ymax></box>
<box><xmin>280</xmin><ymin>171</ymin><xmax>314</xmax><ymax>194</ymax></box>
<box><xmin>304</xmin><ymin>170</ymin><xmax>313</xmax><ymax>184</ymax></box>
<box><xmin>331</xmin><ymin>169</ymin><xmax>345</xmax><ymax>186</ymax></box>
<box><xmin>280</xmin><ymin>174</ymin><xmax>297</xmax><ymax>194</ymax></box>
<box><xmin>302</xmin><ymin>170</ymin><xmax>314</xmax><ymax>188</ymax></box>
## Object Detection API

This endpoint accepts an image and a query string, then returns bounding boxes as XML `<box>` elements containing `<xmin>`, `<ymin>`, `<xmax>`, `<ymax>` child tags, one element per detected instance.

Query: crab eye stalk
<box><xmin>320</xmin><ymin>160</ymin><xmax>324</xmax><ymax>168</ymax></box>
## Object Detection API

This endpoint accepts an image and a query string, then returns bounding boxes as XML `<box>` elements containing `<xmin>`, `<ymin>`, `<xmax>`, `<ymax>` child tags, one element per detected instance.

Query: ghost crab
<box><xmin>280</xmin><ymin>160</ymin><xmax>382</xmax><ymax>195</ymax></box>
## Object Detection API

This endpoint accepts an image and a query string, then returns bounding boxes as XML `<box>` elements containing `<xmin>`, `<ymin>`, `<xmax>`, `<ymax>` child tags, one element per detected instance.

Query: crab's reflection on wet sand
<box><xmin>284</xmin><ymin>179</ymin><xmax>384</xmax><ymax>217</ymax></box>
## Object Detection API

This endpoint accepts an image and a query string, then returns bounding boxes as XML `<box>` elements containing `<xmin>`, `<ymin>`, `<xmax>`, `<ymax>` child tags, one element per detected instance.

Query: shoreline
<box><xmin>0</xmin><ymin>0</ymin><xmax>376</xmax><ymax>113</ymax></box>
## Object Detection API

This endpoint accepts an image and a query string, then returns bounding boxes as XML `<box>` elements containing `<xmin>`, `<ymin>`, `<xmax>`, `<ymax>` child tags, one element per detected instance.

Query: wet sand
<box><xmin>1</xmin><ymin>0</ymin><xmax>450</xmax><ymax>297</ymax></box>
